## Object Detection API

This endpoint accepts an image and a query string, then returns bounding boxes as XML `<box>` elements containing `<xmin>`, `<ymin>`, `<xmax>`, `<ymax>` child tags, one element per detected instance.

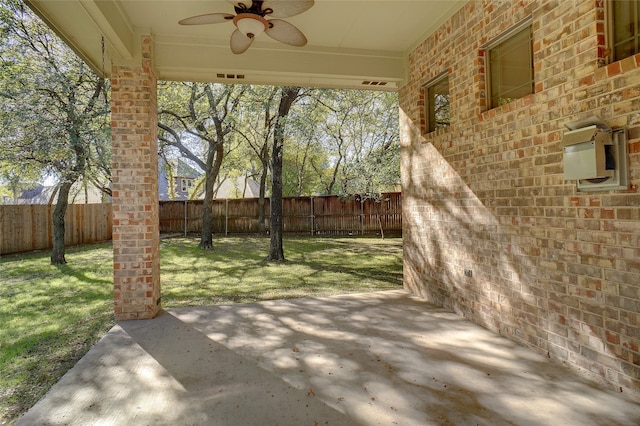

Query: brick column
<box><xmin>110</xmin><ymin>36</ymin><xmax>160</xmax><ymax>320</ymax></box>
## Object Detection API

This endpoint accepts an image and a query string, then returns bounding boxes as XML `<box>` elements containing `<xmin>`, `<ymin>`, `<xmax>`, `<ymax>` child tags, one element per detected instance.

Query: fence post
<box><xmin>32</xmin><ymin>205</ymin><xmax>37</xmax><ymax>251</ymax></box>
<box><xmin>184</xmin><ymin>200</ymin><xmax>187</xmax><ymax>237</ymax></box>
<box><xmin>225</xmin><ymin>198</ymin><xmax>229</xmax><ymax>236</ymax></box>
<box><xmin>48</xmin><ymin>204</ymin><xmax>54</xmax><ymax>248</ymax></box>
<box><xmin>360</xmin><ymin>196</ymin><xmax>365</xmax><ymax>235</ymax></box>
<box><xmin>310</xmin><ymin>196</ymin><xmax>314</xmax><ymax>236</ymax></box>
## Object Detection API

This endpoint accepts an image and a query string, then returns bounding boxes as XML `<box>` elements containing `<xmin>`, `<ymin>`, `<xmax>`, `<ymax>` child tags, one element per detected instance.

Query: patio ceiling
<box><xmin>25</xmin><ymin>0</ymin><xmax>466</xmax><ymax>91</ymax></box>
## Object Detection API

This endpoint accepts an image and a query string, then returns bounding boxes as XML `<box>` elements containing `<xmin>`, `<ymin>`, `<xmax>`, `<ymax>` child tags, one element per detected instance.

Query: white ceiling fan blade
<box><xmin>230</xmin><ymin>29</ymin><xmax>255</xmax><ymax>54</ymax></box>
<box><xmin>265</xmin><ymin>19</ymin><xmax>307</xmax><ymax>46</ymax></box>
<box><xmin>263</xmin><ymin>1</ymin><xmax>314</xmax><ymax>18</ymax></box>
<box><xmin>179</xmin><ymin>13</ymin><xmax>234</xmax><ymax>25</ymax></box>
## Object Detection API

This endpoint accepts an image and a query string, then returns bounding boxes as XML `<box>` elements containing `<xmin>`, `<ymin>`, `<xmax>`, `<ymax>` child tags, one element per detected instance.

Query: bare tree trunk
<box><xmin>51</xmin><ymin>181</ymin><xmax>72</xmax><ymax>264</ymax></box>
<box><xmin>200</xmin><ymin>174</ymin><xmax>215</xmax><ymax>249</ymax></box>
<box><xmin>257</xmin><ymin>89</ymin><xmax>276</xmax><ymax>234</ymax></box>
<box><xmin>295</xmin><ymin>136</ymin><xmax>312</xmax><ymax>197</ymax></box>
<box><xmin>199</xmin><ymin>139</ymin><xmax>224</xmax><ymax>249</ymax></box>
<box><xmin>258</xmin><ymin>157</ymin><xmax>268</xmax><ymax>234</ymax></box>
<box><xmin>375</xmin><ymin>200</ymin><xmax>385</xmax><ymax>240</ymax></box>
<box><xmin>268</xmin><ymin>158</ymin><xmax>285</xmax><ymax>261</ymax></box>
<box><xmin>267</xmin><ymin>87</ymin><xmax>299</xmax><ymax>262</ymax></box>
<box><xmin>327</xmin><ymin>154</ymin><xmax>342</xmax><ymax>195</ymax></box>
<box><xmin>242</xmin><ymin>171</ymin><xmax>248</xmax><ymax>197</ymax></box>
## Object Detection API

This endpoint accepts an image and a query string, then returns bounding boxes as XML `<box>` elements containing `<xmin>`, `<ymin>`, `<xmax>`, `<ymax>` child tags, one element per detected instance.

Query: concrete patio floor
<box><xmin>17</xmin><ymin>290</ymin><xmax>640</xmax><ymax>425</ymax></box>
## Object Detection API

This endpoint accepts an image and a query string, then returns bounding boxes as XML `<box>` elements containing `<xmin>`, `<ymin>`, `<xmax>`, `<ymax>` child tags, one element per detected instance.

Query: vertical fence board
<box><xmin>159</xmin><ymin>192</ymin><xmax>401</xmax><ymax>237</ymax></box>
<box><xmin>0</xmin><ymin>205</ymin><xmax>3</xmax><ymax>255</ymax></box>
<box><xmin>2</xmin><ymin>194</ymin><xmax>400</xmax><ymax>255</ymax></box>
<box><xmin>32</xmin><ymin>205</ymin><xmax>51</xmax><ymax>250</ymax></box>
<box><xmin>0</xmin><ymin>203</ymin><xmax>112</xmax><ymax>255</ymax></box>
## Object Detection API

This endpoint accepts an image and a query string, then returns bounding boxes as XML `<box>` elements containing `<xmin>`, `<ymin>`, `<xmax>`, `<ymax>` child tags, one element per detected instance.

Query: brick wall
<box><xmin>111</xmin><ymin>36</ymin><xmax>161</xmax><ymax>320</ymax></box>
<box><xmin>400</xmin><ymin>0</ymin><xmax>640</xmax><ymax>399</ymax></box>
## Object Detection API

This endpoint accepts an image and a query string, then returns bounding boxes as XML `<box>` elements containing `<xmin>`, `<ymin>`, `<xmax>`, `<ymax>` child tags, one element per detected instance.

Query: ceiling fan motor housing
<box><xmin>233</xmin><ymin>1</ymin><xmax>271</xmax><ymax>17</ymax></box>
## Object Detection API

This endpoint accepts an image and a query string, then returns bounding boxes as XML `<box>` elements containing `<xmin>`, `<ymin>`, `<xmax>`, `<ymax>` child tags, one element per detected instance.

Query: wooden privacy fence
<box><xmin>1</xmin><ymin>193</ymin><xmax>401</xmax><ymax>255</ymax></box>
<box><xmin>0</xmin><ymin>203</ymin><xmax>113</xmax><ymax>255</ymax></box>
<box><xmin>159</xmin><ymin>192</ymin><xmax>402</xmax><ymax>237</ymax></box>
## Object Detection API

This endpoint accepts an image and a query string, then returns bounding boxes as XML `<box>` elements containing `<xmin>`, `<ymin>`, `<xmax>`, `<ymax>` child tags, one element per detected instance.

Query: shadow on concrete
<box><xmin>17</xmin><ymin>290</ymin><xmax>640</xmax><ymax>425</ymax></box>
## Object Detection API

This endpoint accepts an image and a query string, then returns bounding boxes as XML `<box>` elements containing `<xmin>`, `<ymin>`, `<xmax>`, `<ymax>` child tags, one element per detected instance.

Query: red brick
<box><xmin>401</xmin><ymin>0</ymin><xmax>640</xmax><ymax>400</ymax></box>
<box><xmin>111</xmin><ymin>36</ymin><xmax>161</xmax><ymax>321</ymax></box>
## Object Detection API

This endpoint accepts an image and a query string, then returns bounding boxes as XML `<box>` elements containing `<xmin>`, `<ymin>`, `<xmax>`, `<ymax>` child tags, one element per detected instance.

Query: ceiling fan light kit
<box><xmin>179</xmin><ymin>0</ymin><xmax>314</xmax><ymax>54</ymax></box>
<box><xmin>233</xmin><ymin>13</ymin><xmax>268</xmax><ymax>39</ymax></box>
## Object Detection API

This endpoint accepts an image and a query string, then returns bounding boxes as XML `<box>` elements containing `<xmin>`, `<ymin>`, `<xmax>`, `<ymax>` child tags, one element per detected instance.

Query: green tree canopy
<box><xmin>0</xmin><ymin>0</ymin><xmax>110</xmax><ymax>263</ymax></box>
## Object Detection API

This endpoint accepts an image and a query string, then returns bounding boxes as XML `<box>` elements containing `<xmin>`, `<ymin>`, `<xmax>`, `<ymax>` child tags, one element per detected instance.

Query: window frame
<box><xmin>607</xmin><ymin>0</ymin><xmax>640</xmax><ymax>63</ymax></box>
<box><xmin>180</xmin><ymin>178</ymin><xmax>193</xmax><ymax>193</ymax></box>
<box><xmin>422</xmin><ymin>71</ymin><xmax>451</xmax><ymax>134</ymax></box>
<box><xmin>483</xmin><ymin>18</ymin><xmax>534</xmax><ymax>110</ymax></box>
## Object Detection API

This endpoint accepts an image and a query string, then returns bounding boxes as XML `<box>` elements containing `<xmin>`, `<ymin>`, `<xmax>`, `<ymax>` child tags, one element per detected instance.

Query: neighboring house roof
<box><xmin>174</xmin><ymin>160</ymin><xmax>201</xmax><ymax>178</ymax></box>
<box><xmin>158</xmin><ymin>164</ymin><xmax>170</xmax><ymax>201</ymax></box>
<box><xmin>18</xmin><ymin>185</ymin><xmax>52</xmax><ymax>204</ymax></box>
<box><xmin>215</xmin><ymin>176</ymin><xmax>260</xmax><ymax>199</ymax></box>
<box><xmin>158</xmin><ymin>157</ymin><xmax>172</xmax><ymax>201</ymax></box>
<box><xmin>159</xmin><ymin>158</ymin><xmax>259</xmax><ymax>200</ymax></box>
<box><xmin>17</xmin><ymin>183</ymin><xmax>107</xmax><ymax>204</ymax></box>
<box><xmin>158</xmin><ymin>157</ymin><xmax>203</xmax><ymax>201</ymax></box>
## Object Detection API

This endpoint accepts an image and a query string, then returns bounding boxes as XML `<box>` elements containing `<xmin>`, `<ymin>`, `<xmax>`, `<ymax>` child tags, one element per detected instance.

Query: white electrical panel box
<box><xmin>562</xmin><ymin>125</ymin><xmax>612</xmax><ymax>180</ymax></box>
<box><xmin>561</xmin><ymin>116</ymin><xmax>629</xmax><ymax>192</ymax></box>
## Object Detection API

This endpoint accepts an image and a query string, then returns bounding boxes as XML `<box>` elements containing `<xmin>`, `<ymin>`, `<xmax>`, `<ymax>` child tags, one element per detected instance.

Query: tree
<box><xmin>158</xmin><ymin>81</ymin><xmax>246</xmax><ymax>248</ymax></box>
<box><xmin>281</xmin><ymin>95</ymin><xmax>327</xmax><ymax>196</ymax></box>
<box><xmin>0</xmin><ymin>0</ymin><xmax>110</xmax><ymax>264</ymax></box>
<box><xmin>212</xmin><ymin>131</ymin><xmax>253</xmax><ymax>198</ymax></box>
<box><xmin>266</xmin><ymin>86</ymin><xmax>300</xmax><ymax>262</ymax></box>
<box><xmin>326</xmin><ymin>90</ymin><xmax>399</xmax><ymax>239</ymax></box>
<box><xmin>351</xmin><ymin>92</ymin><xmax>397</xmax><ymax>193</ymax></box>
<box><xmin>233</xmin><ymin>85</ymin><xmax>279</xmax><ymax>233</ymax></box>
<box><xmin>157</xmin><ymin>83</ymin><xmax>399</xmax><ymax>245</ymax></box>
<box><xmin>309</xmin><ymin>89</ymin><xmax>399</xmax><ymax>196</ymax></box>
<box><xmin>0</xmin><ymin>162</ymin><xmax>39</xmax><ymax>203</ymax></box>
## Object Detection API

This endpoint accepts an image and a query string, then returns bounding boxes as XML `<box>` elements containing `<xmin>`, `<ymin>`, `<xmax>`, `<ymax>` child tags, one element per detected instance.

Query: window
<box><xmin>423</xmin><ymin>73</ymin><xmax>450</xmax><ymax>133</ymax></box>
<box><xmin>609</xmin><ymin>0</ymin><xmax>640</xmax><ymax>62</ymax></box>
<box><xmin>181</xmin><ymin>178</ymin><xmax>194</xmax><ymax>193</ymax></box>
<box><xmin>485</xmin><ymin>22</ymin><xmax>533</xmax><ymax>109</ymax></box>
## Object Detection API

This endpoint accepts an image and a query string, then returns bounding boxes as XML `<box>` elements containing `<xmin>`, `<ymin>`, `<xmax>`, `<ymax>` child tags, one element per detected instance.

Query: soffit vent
<box><xmin>362</xmin><ymin>81</ymin><xmax>387</xmax><ymax>86</ymax></box>
<box><xmin>217</xmin><ymin>73</ymin><xmax>246</xmax><ymax>79</ymax></box>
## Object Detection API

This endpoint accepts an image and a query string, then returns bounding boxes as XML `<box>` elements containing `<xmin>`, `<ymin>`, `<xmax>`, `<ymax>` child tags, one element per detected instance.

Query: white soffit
<box><xmin>26</xmin><ymin>0</ymin><xmax>467</xmax><ymax>90</ymax></box>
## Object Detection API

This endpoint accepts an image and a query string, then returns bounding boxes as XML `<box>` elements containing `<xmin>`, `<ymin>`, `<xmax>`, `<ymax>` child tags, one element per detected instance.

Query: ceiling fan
<box><xmin>179</xmin><ymin>1</ymin><xmax>314</xmax><ymax>54</ymax></box>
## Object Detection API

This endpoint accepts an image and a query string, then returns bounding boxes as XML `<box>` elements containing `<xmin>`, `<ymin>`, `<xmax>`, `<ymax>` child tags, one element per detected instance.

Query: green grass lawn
<box><xmin>0</xmin><ymin>236</ymin><xmax>402</xmax><ymax>424</ymax></box>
